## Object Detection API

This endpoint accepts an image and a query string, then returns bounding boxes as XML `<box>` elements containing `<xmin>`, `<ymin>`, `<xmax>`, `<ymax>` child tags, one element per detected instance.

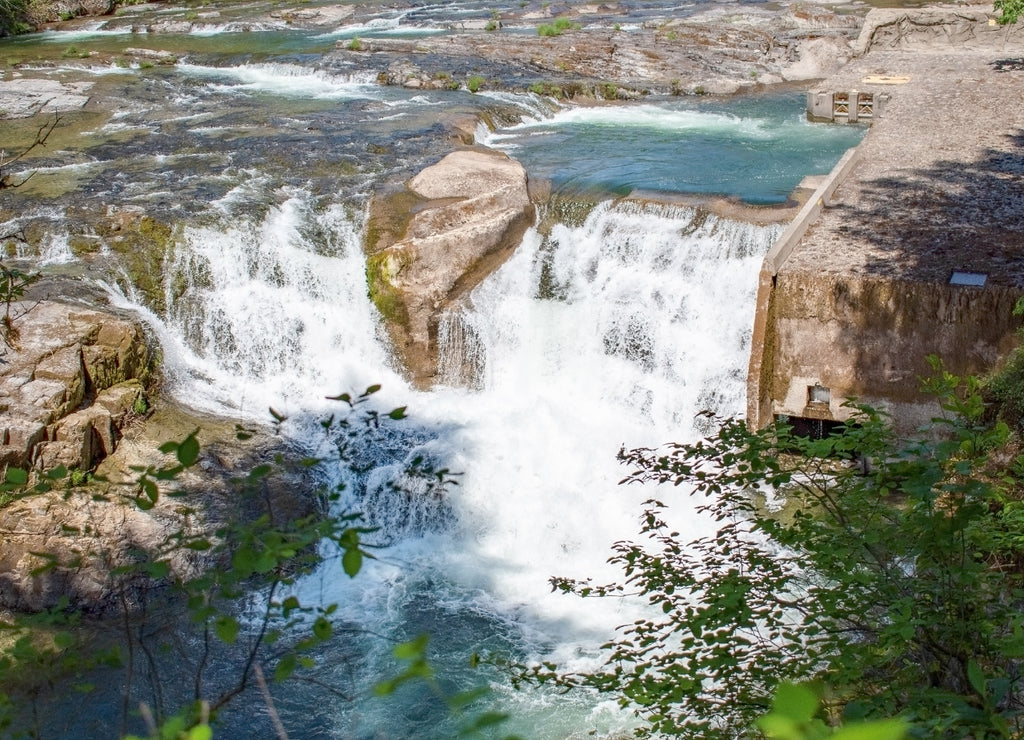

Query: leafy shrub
<box><xmin>995</xmin><ymin>0</ymin><xmax>1023</xmax><ymax>24</ymax></box>
<box><xmin>0</xmin><ymin>0</ymin><xmax>28</xmax><ymax>36</ymax></box>
<box><xmin>537</xmin><ymin>17</ymin><xmax>576</xmax><ymax>36</ymax></box>
<box><xmin>529</xmin><ymin>81</ymin><xmax>563</xmax><ymax>98</ymax></box>
<box><xmin>466</xmin><ymin>75</ymin><xmax>485</xmax><ymax>92</ymax></box>
<box><xmin>529</xmin><ymin>365</ymin><xmax>1024</xmax><ymax>738</ymax></box>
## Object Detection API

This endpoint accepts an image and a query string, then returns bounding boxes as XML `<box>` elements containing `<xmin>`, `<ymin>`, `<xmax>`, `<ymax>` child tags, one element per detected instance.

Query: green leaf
<box><xmin>275</xmin><ymin>653</ymin><xmax>296</xmax><ymax>682</ymax></box>
<box><xmin>342</xmin><ymin>547</ymin><xmax>363</xmax><ymax>578</ymax></box>
<box><xmin>140</xmin><ymin>478</ymin><xmax>159</xmax><ymax>504</ymax></box>
<box><xmin>187</xmin><ymin>725</ymin><xmax>213</xmax><ymax>740</ymax></box>
<box><xmin>177</xmin><ymin>434</ymin><xmax>200</xmax><ymax>467</ymax></box>
<box><xmin>389</xmin><ymin>406</ymin><xmax>408</xmax><ymax>420</ymax></box>
<box><xmin>313</xmin><ymin>616</ymin><xmax>332</xmax><ymax>641</ymax></box>
<box><xmin>4</xmin><ymin>467</ymin><xmax>27</xmax><ymax>485</ymax></box>
<box><xmin>393</xmin><ymin>634</ymin><xmax>429</xmax><ymax>661</ymax></box>
<box><xmin>771</xmin><ymin>683</ymin><xmax>818</xmax><ymax>724</ymax></box>
<box><xmin>43</xmin><ymin>465</ymin><xmax>68</xmax><ymax>480</ymax></box>
<box><xmin>145</xmin><ymin>560</ymin><xmax>171</xmax><ymax>579</ymax></box>
<box><xmin>967</xmin><ymin>660</ymin><xmax>986</xmax><ymax>697</ymax></box>
<box><xmin>461</xmin><ymin>711</ymin><xmax>509</xmax><ymax>732</ymax></box>
<box><xmin>215</xmin><ymin>615</ymin><xmax>240</xmax><ymax>645</ymax></box>
<box><xmin>831</xmin><ymin>719</ymin><xmax>908</xmax><ymax>740</ymax></box>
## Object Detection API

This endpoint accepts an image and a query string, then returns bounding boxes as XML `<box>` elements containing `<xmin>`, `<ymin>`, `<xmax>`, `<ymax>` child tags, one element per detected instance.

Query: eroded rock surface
<box><xmin>0</xmin><ymin>299</ymin><xmax>318</xmax><ymax>613</ymax></box>
<box><xmin>0</xmin><ymin>79</ymin><xmax>93</xmax><ymax>118</ymax></box>
<box><xmin>344</xmin><ymin>5</ymin><xmax>862</xmax><ymax>96</ymax></box>
<box><xmin>366</xmin><ymin>149</ymin><xmax>534</xmax><ymax>384</ymax></box>
<box><xmin>0</xmin><ymin>300</ymin><xmax>149</xmax><ymax>471</ymax></box>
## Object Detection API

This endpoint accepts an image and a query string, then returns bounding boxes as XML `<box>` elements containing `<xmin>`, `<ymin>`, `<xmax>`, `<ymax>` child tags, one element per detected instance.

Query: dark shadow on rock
<box><xmin>833</xmin><ymin>128</ymin><xmax>1024</xmax><ymax>287</ymax></box>
<box><xmin>992</xmin><ymin>58</ymin><xmax>1024</xmax><ymax>72</ymax></box>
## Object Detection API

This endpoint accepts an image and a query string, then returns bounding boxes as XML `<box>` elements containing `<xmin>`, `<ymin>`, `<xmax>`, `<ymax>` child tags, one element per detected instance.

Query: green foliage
<box><xmin>346</xmin><ymin>36</ymin><xmax>363</xmax><ymax>51</ymax></box>
<box><xmin>983</xmin><ymin>298</ymin><xmax>1024</xmax><ymax>428</ymax></box>
<box><xmin>466</xmin><ymin>75</ymin><xmax>486</xmax><ymax>93</ymax></box>
<box><xmin>985</xmin><ymin>346</ymin><xmax>1024</xmax><ymax>429</ymax></box>
<box><xmin>529</xmin><ymin>81</ymin><xmax>563</xmax><ymax>98</ymax></box>
<box><xmin>994</xmin><ymin>0</ymin><xmax>1023</xmax><ymax>24</ymax></box>
<box><xmin>532</xmin><ymin>365</ymin><xmax>1024</xmax><ymax>738</ymax></box>
<box><xmin>0</xmin><ymin>0</ymin><xmax>28</xmax><ymax>36</ymax></box>
<box><xmin>537</xmin><ymin>17</ymin><xmax>576</xmax><ymax>36</ymax></box>
<box><xmin>759</xmin><ymin>684</ymin><xmax>908</xmax><ymax>740</ymax></box>
<box><xmin>0</xmin><ymin>385</ymin><xmax>474</xmax><ymax>738</ymax></box>
<box><xmin>0</xmin><ymin>262</ymin><xmax>40</xmax><ymax>348</ymax></box>
<box><xmin>133</xmin><ymin>394</ymin><xmax>150</xmax><ymax>416</ymax></box>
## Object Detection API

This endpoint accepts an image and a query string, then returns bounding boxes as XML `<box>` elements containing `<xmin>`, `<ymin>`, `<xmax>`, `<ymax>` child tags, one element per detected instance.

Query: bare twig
<box><xmin>0</xmin><ymin>111</ymin><xmax>60</xmax><ymax>190</ymax></box>
<box><xmin>254</xmin><ymin>663</ymin><xmax>291</xmax><ymax>740</ymax></box>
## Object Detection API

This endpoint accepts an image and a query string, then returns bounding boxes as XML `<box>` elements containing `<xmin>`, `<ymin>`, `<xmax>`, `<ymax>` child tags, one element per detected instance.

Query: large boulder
<box><xmin>365</xmin><ymin>149</ymin><xmax>535</xmax><ymax>385</ymax></box>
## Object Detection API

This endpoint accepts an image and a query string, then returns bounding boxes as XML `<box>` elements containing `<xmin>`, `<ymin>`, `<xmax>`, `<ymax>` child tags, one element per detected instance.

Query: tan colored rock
<box><xmin>52</xmin><ymin>406</ymin><xmax>116</xmax><ymax>468</ymax></box>
<box><xmin>0</xmin><ymin>300</ymin><xmax>150</xmax><ymax>472</ymax></box>
<box><xmin>94</xmin><ymin>380</ymin><xmax>144</xmax><ymax>426</ymax></box>
<box><xmin>33</xmin><ymin>345</ymin><xmax>86</xmax><ymax>417</ymax></box>
<box><xmin>82</xmin><ymin>321</ymin><xmax>149</xmax><ymax>391</ymax></box>
<box><xmin>366</xmin><ymin>149</ymin><xmax>534</xmax><ymax>384</ymax></box>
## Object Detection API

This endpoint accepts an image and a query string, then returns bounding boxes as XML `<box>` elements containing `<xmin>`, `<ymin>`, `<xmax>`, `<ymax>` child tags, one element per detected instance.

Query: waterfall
<box><xmin>126</xmin><ymin>190</ymin><xmax>779</xmax><ymax>738</ymax></box>
<box><xmin>134</xmin><ymin>189</ymin><xmax>404</xmax><ymax>418</ymax></box>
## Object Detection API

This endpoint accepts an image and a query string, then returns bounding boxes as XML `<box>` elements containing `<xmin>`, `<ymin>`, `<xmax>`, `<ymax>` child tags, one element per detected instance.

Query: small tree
<box><xmin>534</xmin><ymin>362</ymin><xmax>1024</xmax><ymax>738</ymax></box>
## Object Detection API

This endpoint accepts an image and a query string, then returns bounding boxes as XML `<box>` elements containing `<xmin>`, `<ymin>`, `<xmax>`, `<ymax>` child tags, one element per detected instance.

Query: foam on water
<box><xmin>129</xmin><ymin>187</ymin><xmax>778</xmax><ymax>736</ymax></box>
<box><xmin>178</xmin><ymin>62</ymin><xmax>381</xmax><ymax>100</ymax></box>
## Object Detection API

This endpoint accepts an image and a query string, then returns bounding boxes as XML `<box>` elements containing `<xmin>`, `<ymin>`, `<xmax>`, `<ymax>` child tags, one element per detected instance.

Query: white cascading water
<box><xmin>115</xmin><ymin>186</ymin><xmax>780</xmax><ymax>737</ymax></box>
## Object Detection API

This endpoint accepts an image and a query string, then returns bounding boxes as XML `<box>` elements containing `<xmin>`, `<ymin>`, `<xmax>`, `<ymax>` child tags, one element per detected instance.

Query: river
<box><xmin>0</xmin><ymin>2</ymin><xmax>865</xmax><ymax>736</ymax></box>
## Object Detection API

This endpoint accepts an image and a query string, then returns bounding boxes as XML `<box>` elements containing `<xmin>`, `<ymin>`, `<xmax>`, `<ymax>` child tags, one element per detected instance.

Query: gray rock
<box><xmin>0</xmin><ymin>79</ymin><xmax>93</xmax><ymax>119</ymax></box>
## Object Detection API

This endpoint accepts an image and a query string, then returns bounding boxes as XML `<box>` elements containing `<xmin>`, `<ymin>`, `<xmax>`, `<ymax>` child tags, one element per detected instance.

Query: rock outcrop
<box><xmin>0</xmin><ymin>300</ymin><xmax>320</xmax><ymax>613</ymax></box>
<box><xmin>342</xmin><ymin>5</ymin><xmax>862</xmax><ymax>97</ymax></box>
<box><xmin>0</xmin><ymin>398</ymin><xmax>319</xmax><ymax>613</ymax></box>
<box><xmin>366</xmin><ymin>149</ymin><xmax>535</xmax><ymax>384</ymax></box>
<box><xmin>0</xmin><ymin>300</ymin><xmax>150</xmax><ymax>472</ymax></box>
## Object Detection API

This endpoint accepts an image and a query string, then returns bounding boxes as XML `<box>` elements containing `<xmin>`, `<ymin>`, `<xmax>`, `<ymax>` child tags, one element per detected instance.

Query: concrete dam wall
<box><xmin>747</xmin><ymin>10</ymin><xmax>1024</xmax><ymax>432</ymax></box>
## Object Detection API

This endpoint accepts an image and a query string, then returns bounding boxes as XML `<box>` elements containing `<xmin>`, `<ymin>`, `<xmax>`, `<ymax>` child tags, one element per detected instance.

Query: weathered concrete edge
<box><xmin>763</xmin><ymin>145</ymin><xmax>861</xmax><ymax>277</ymax></box>
<box><xmin>746</xmin><ymin>145</ymin><xmax>862</xmax><ymax>429</ymax></box>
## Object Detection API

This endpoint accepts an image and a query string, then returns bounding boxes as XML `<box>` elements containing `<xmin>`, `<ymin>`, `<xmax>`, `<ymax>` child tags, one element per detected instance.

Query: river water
<box><xmin>1</xmin><ymin>3</ymin><xmax>865</xmax><ymax>737</ymax></box>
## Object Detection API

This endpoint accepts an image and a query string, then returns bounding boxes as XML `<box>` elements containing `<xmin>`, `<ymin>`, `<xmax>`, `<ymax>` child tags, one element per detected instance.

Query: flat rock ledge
<box><xmin>366</xmin><ymin>148</ymin><xmax>535</xmax><ymax>385</ymax></box>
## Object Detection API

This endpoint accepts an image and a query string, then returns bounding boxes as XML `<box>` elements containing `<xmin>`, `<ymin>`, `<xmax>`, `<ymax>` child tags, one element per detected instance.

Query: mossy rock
<box><xmin>365</xmin><ymin>248</ymin><xmax>411</xmax><ymax>326</ymax></box>
<box><xmin>104</xmin><ymin>216</ymin><xmax>176</xmax><ymax>314</ymax></box>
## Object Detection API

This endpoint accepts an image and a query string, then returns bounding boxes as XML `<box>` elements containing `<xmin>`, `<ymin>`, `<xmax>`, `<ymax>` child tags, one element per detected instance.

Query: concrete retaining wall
<box><xmin>746</xmin><ymin>144</ymin><xmax>1023</xmax><ymax>432</ymax></box>
<box><xmin>747</xmin><ymin>147</ymin><xmax>862</xmax><ymax>428</ymax></box>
